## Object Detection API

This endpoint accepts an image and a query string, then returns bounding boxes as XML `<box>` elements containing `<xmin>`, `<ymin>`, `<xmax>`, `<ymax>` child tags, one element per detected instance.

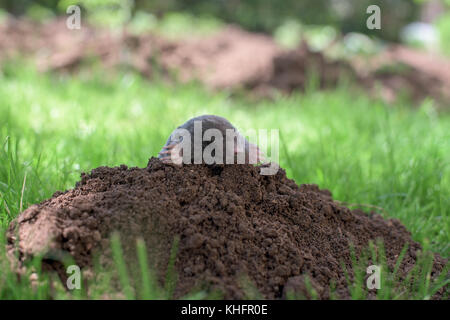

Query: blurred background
<box><xmin>1</xmin><ymin>0</ymin><xmax>450</xmax><ymax>104</ymax></box>
<box><xmin>1</xmin><ymin>0</ymin><xmax>450</xmax><ymax>45</ymax></box>
<box><xmin>1</xmin><ymin>0</ymin><xmax>450</xmax><ymax>44</ymax></box>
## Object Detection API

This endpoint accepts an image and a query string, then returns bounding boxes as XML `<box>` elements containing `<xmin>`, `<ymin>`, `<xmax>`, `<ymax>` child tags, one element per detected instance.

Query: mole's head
<box><xmin>158</xmin><ymin>115</ymin><xmax>265</xmax><ymax>165</ymax></box>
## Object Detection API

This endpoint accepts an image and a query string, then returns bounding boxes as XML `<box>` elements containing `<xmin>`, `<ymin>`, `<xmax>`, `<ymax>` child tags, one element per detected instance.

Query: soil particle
<box><xmin>6</xmin><ymin>159</ymin><xmax>448</xmax><ymax>299</ymax></box>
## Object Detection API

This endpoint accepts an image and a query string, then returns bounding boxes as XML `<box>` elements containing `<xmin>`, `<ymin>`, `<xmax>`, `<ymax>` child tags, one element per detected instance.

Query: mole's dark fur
<box><xmin>158</xmin><ymin>115</ymin><xmax>263</xmax><ymax>165</ymax></box>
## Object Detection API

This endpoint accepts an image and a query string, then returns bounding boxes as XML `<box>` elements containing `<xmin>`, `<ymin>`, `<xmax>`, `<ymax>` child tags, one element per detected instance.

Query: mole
<box><xmin>158</xmin><ymin>115</ymin><xmax>265</xmax><ymax>165</ymax></box>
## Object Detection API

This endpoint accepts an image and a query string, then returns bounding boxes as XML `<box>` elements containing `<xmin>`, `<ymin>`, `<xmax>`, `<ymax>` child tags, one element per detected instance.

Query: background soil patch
<box><xmin>2</xmin><ymin>18</ymin><xmax>449</xmax><ymax>106</ymax></box>
<box><xmin>6</xmin><ymin>158</ymin><xmax>447</xmax><ymax>299</ymax></box>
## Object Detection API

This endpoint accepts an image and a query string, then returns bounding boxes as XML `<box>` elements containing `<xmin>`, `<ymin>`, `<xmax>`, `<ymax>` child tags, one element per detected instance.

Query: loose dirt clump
<box><xmin>6</xmin><ymin>159</ymin><xmax>448</xmax><ymax>299</ymax></box>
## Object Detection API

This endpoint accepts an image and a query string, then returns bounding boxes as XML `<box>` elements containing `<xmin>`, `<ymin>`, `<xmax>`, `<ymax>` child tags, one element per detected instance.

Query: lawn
<box><xmin>0</xmin><ymin>64</ymin><xmax>448</xmax><ymax>299</ymax></box>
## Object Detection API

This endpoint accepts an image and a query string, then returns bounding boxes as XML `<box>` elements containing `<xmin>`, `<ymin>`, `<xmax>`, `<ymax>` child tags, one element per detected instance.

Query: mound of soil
<box><xmin>6</xmin><ymin>159</ymin><xmax>447</xmax><ymax>299</ymax></box>
<box><xmin>354</xmin><ymin>45</ymin><xmax>450</xmax><ymax>105</ymax></box>
<box><xmin>257</xmin><ymin>42</ymin><xmax>355</xmax><ymax>93</ymax></box>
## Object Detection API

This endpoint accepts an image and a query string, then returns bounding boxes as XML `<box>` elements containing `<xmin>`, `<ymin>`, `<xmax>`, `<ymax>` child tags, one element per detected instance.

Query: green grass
<box><xmin>0</xmin><ymin>64</ymin><xmax>449</xmax><ymax>299</ymax></box>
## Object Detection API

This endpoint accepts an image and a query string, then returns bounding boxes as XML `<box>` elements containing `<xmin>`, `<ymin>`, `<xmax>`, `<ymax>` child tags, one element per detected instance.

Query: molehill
<box><xmin>6</xmin><ymin>158</ymin><xmax>447</xmax><ymax>299</ymax></box>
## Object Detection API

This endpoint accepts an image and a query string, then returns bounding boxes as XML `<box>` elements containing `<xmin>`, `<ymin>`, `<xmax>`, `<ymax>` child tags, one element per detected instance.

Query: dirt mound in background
<box><xmin>2</xmin><ymin>18</ymin><xmax>449</xmax><ymax>105</ymax></box>
<box><xmin>0</xmin><ymin>18</ymin><xmax>282</xmax><ymax>87</ymax></box>
<box><xmin>256</xmin><ymin>42</ymin><xmax>354</xmax><ymax>94</ymax></box>
<box><xmin>354</xmin><ymin>45</ymin><xmax>450</xmax><ymax>105</ymax></box>
<box><xmin>6</xmin><ymin>159</ymin><xmax>447</xmax><ymax>299</ymax></box>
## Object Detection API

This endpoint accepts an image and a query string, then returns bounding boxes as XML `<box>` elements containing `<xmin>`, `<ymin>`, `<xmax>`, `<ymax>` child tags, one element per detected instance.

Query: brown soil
<box><xmin>1</xmin><ymin>18</ymin><xmax>449</xmax><ymax>105</ymax></box>
<box><xmin>354</xmin><ymin>45</ymin><xmax>450</xmax><ymax>105</ymax></box>
<box><xmin>6</xmin><ymin>159</ymin><xmax>447</xmax><ymax>299</ymax></box>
